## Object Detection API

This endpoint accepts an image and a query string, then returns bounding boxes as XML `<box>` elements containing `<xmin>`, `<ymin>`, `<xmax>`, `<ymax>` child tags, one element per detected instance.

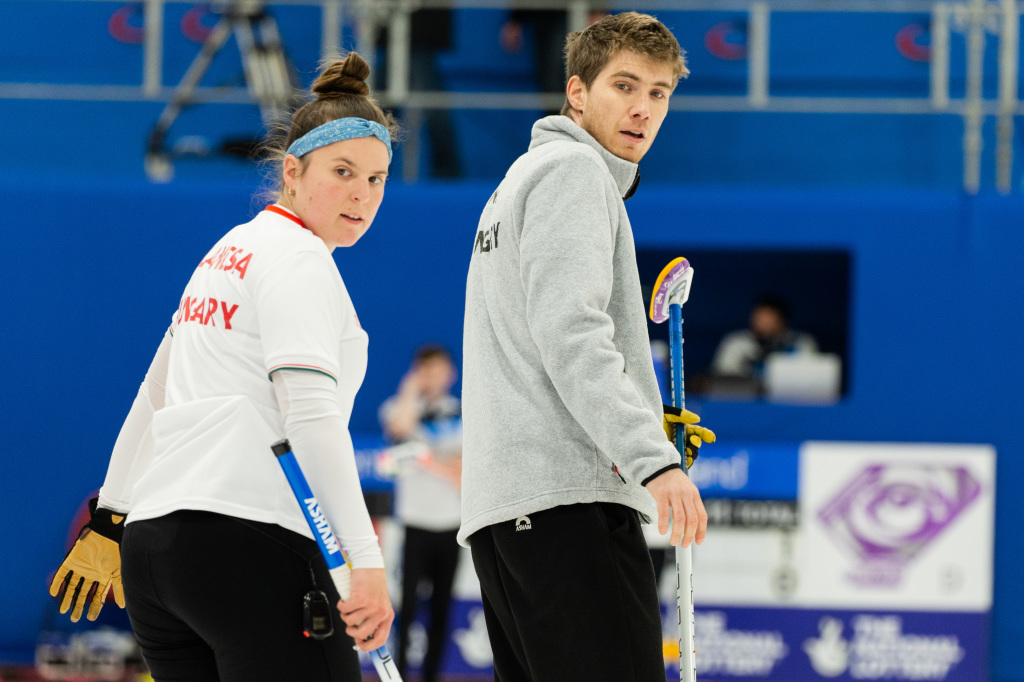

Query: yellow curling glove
<box><xmin>662</xmin><ymin>405</ymin><xmax>716</xmax><ymax>468</ymax></box>
<box><xmin>49</xmin><ymin>499</ymin><xmax>126</xmax><ymax>622</ymax></box>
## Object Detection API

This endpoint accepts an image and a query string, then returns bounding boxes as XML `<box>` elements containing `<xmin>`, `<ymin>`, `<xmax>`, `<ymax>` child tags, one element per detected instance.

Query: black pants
<box><xmin>397</xmin><ymin>526</ymin><xmax>461</xmax><ymax>682</ymax></box>
<box><xmin>650</xmin><ymin>547</ymin><xmax>668</xmax><ymax>588</ymax></box>
<box><xmin>120</xmin><ymin>510</ymin><xmax>360</xmax><ymax>682</ymax></box>
<box><xmin>470</xmin><ymin>503</ymin><xmax>666</xmax><ymax>682</ymax></box>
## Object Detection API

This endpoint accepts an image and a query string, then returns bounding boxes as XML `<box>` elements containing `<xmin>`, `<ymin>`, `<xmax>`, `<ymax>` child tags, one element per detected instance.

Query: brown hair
<box><xmin>263</xmin><ymin>52</ymin><xmax>398</xmax><ymax>196</ymax></box>
<box><xmin>414</xmin><ymin>344</ymin><xmax>453</xmax><ymax>366</ymax></box>
<box><xmin>560</xmin><ymin>12</ymin><xmax>688</xmax><ymax>116</ymax></box>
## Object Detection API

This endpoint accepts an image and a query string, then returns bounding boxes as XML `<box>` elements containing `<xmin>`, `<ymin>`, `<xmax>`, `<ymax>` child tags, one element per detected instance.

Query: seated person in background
<box><xmin>380</xmin><ymin>345</ymin><xmax>462</xmax><ymax>682</ymax></box>
<box><xmin>711</xmin><ymin>295</ymin><xmax>818</xmax><ymax>386</ymax></box>
<box><xmin>500</xmin><ymin>5</ymin><xmax>608</xmax><ymax>115</ymax></box>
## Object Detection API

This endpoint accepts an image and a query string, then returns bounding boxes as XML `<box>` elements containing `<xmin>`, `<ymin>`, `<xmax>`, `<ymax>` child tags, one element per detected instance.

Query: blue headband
<box><xmin>286</xmin><ymin>117</ymin><xmax>392</xmax><ymax>162</ymax></box>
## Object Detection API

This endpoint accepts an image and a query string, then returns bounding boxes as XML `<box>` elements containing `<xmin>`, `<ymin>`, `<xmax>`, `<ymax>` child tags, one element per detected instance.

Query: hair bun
<box><xmin>312</xmin><ymin>52</ymin><xmax>371</xmax><ymax>99</ymax></box>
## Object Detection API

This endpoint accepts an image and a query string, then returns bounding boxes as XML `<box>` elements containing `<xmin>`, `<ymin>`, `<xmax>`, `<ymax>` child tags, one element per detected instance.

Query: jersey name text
<box><xmin>199</xmin><ymin>245</ymin><xmax>253</xmax><ymax>280</ymax></box>
<box><xmin>176</xmin><ymin>295</ymin><xmax>240</xmax><ymax>330</ymax></box>
<box><xmin>473</xmin><ymin>222</ymin><xmax>500</xmax><ymax>254</ymax></box>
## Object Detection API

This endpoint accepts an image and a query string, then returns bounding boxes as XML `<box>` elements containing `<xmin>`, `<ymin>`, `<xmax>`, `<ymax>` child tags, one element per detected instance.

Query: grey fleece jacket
<box><xmin>458</xmin><ymin>115</ymin><xmax>681</xmax><ymax>546</ymax></box>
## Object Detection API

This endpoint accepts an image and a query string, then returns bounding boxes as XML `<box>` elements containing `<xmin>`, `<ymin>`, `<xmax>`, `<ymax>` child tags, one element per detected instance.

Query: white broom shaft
<box><xmin>669</xmin><ymin>303</ymin><xmax>696</xmax><ymax>682</ymax></box>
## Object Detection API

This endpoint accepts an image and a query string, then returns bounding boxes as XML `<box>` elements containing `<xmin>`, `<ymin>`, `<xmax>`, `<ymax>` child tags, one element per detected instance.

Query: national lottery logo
<box><xmin>803</xmin><ymin>614</ymin><xmax>965</xmax><ymax>679</ymax></box>
<box><xmin>816</xmin><ymin>463</ymin><xmax>981</xmax><ymax>587</ymax></box>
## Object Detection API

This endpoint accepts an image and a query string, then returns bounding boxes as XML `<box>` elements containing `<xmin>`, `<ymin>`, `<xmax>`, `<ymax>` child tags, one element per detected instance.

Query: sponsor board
<box><xmin>705</xmin><ymin>498</ymin><xmax>799</xmax><ymax>529</ymax></box>
<box><xmin>352</xmin><ymin>435</ymin><xmax>397</xmax><ymax>492</ymax></box>
<box><xmin>797</xmin><ymin>442</ymin><xmax>995</xmax><ymax>612</ymax></box>
<box><xmin>659</xmin><ymin>606</ymin><xmax>986</xmax><ymax>681</ymax></box>
<box><xmin>689</xmin><ymin>442</ymin><xmax>800</xmax><ymax>500</ymax></box>
<box><xmin>683</xmin><ymin>527</ymin><xmax>801</xmax><ymax>606</ymax></box>
<box><xmin>362</xmin><ymin>601</ymin><xmax>982</xmax><ymax>679</ymax></box>
<box><xmin>353</xmin><ymin>438</ymin><xmax>802</xmax><ymax>497</ymax></box>
<box><xmin>359</xmin><ymin>599</ymin><xmax>493</xmax><ymax>676</ymax></box>
<box><xmin>359</xmin><ymin>441</ymin><xmax>994</xmax><ymax>679</ymax></box>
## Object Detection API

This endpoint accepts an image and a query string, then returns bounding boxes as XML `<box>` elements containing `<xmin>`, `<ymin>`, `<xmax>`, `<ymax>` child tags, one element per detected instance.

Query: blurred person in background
<box><xmin>48</xmin><ymin>52</ymin><xmax>396</xmax><ymax>682</ymax></box>
<box><xmin>711</xmin><ymin>294</ymin><xmax>819</xmax><ymax>386</ymax></box>
<box><xmin>380</xmin><ymin>345</ymin><xmax>463</xmax><ymax>682</ymax></box>
<box><xmin>377</xmin><ymin>9</ymin><xmax>461</xmax><ymax>178</ymax></box>
<box><xmin>500</xmin><ymin>4</ymin><xmax>608</xmax><ymax>116</ymax></box>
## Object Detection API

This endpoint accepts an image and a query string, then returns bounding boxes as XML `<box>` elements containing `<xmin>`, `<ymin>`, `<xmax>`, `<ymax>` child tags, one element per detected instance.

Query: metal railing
<box><xmin>2</xmin><ymin>0</ymin><xmax>1021</xmax><ymax>192</ymax></box>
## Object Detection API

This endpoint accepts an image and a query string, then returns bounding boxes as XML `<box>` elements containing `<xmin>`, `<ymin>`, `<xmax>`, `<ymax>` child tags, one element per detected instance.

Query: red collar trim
<box><xmin>265</xmin><ymin>204</ymin><xmax>307</xmax><ymax>230</ymax></box>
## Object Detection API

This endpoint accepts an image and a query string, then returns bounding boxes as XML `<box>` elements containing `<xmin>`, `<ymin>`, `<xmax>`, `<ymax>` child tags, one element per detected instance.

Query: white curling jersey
<box><xmin>129</xmin><ymin>205</ymin><xmax>368</xmax><ymax>540</ymax></box>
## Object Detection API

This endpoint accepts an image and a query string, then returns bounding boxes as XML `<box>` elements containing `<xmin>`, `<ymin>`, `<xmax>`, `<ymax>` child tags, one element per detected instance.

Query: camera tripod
<box><xmin>145</xmin><ymin>0</ymin><xmax>300</xmax><ymax>181</ymax></box>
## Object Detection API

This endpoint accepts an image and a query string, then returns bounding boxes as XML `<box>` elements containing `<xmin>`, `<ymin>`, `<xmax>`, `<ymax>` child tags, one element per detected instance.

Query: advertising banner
<box><xmin>797</xmin><ymin>442</ymin><xmax>995</xmax><ymax>613</ymax></box>
<box><xmin>688</xmin><ymin>441</ymin><xmax>800</xmax><ymax>500</ymax></box>
<box><xmin>356</xmin><ymin>441</ymin><xmax>995</xmax><ymax>680</ymax></box>
<box><xmin>664</xmin><ymin>442</ymin><xmax>996</xmax><ymax>681</ymax></box>
<box><xmin>659</xmin><ymin>606</ymin><xmax>987</xmax><ymax>681</ymax></box>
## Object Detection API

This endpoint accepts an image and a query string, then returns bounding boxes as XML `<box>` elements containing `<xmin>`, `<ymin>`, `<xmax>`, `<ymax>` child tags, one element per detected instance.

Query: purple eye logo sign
<box><xmin>817</xmin><ymin>463</ymin><xmax>981</xmax><ymax>587</ymax></box>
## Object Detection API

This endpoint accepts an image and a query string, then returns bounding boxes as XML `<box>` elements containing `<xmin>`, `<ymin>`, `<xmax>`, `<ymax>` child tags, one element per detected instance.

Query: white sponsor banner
<box><xmin>686</xmin><ymin>527</ymin><xmax>802</xmax><ymax>606</ymax></box>
<box><xmin>796</xmin><ymin>442</ymin><xmax>995</xmax><ymax>612</ymax></box>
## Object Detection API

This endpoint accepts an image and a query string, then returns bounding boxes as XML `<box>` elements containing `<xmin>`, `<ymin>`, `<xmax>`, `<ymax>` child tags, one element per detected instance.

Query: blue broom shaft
<box><xmin>273</xmin><ymin>441</ymin><xmax>402</xmax><ymax>680</ymax></box>
<box><xmin>276</xmin><ymin>450</ymin><xmax>347</xmax><ymax>570</ymax></box>
<box><xmin>669</xmin><ymin>302</ymin><xmax>697</xmax><ymax>681</ymax></box>
<box><xmin>669</xmin><ymin>303</ymin><xmax>686</xmax><ymax>468</ymax></box>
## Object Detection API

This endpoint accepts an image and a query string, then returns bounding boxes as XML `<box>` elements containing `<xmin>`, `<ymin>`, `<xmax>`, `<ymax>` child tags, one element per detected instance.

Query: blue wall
<box><xmin>1</xmin><ymin>178</ymin><xmax>1021</xmax><ymax>677</ymax></box>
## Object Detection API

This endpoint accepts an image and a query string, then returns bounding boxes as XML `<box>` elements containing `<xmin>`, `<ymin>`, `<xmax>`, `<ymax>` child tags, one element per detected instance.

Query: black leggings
<box><xmin>120</xmin><ymin>510</ymin><xmax>360</xmax><ymax>682</ymax></box>
<box><xmin>397</xmin><ymin>526</ymin><xmax>461</xmax><ymax>682</ymax></box>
